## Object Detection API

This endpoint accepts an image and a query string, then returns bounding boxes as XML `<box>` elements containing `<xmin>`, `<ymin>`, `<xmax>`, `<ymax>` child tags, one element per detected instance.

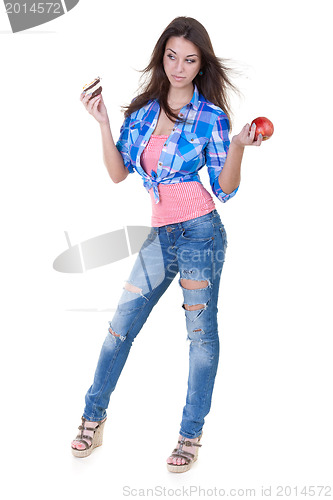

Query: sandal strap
<box><xmin>177</xmin><ymin>440</ymin><xmax>202</xmax><ymax>447</ymax></box>
<box><xmin>73</xmin><ymin>417</ymin><xmax>106</xmax><ymax>451</ymax></box>
<box><xmin>171</xmin><ymin>449</ymin><xmax>195</xmax><ymax>460</ymax></box>
<box><xmin>170</xmin><ymin>451</ymin><xmax>194</xmax><ymax>464</ymax></box>
<box><xmin>76</xmin><ymin>418</ymin><xmax>101</xmax><ymax>446</ymax></box>
<box><xmin>82</xmin><ymin>434</ymin><xmax>94</xmax><ymax>441</ymax></box>
<box><xmin>75</xmin><ymin>433</ymin><xmax>93</xmax><ymax>442</ymax></box>
<box><xmin>168</xmin><ymin>434</ymin><xmax>202</xmax><ymax>467</ymax></box>
<box><xmin>78</xmin><ymin>423</ymin><xmax>100</xmax><ymax>433</ymax></box>
<box><xmin>79</xmin><ymin>416</ymin><xmax>106</xmax><ymax>430</ymax></box>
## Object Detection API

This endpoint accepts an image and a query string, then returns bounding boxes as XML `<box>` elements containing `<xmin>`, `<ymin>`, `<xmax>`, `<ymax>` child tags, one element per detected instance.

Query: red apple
<box><xmin>251</xmin><ymin>117</ymin><xmax>274</xmax><ymax>141</ymax></box>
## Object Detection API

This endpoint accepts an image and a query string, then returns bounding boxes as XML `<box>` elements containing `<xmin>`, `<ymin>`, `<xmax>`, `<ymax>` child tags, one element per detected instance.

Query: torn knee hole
<box><xmin>183</xmin><ymin>303</ymin><xmax>205</xmax><ymax>311</ymax></box>
<box><xmin>124</xmin><ymin>282</ymin><xmax>142</xmax><ymax>294</ymax></box>
<box><xmin>109</xmin><ymin>327</ymin><xmax>120</xmax><ymax>338</ymax></box>
<box><xmin>180</xmin><ymin>278</ymin><xmax>208</xmax><ymax>290</ymax></box>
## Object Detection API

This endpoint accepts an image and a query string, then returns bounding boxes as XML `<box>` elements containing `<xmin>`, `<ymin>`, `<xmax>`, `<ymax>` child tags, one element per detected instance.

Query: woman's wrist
<box><xmin>231</xmin><ymin>136</ymin><xmax>245</xmax><ymax>150</ymax></box>
<box><xmin>99</xmin><ymin>117</ymin><xmax>110</xmax><ymax>128</ymax></box>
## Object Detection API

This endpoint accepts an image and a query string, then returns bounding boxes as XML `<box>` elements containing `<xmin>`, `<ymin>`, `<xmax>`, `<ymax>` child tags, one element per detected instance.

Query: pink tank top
<box><xmin>141</xmin><ymin>135</ymin><xmax>216</xmax><ymax>227</ymax></box>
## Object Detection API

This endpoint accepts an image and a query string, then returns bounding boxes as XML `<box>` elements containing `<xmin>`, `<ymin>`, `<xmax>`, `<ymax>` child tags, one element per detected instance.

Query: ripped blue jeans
<box><xmin>83</xmin><ymin>209</ymin><xmax>228</xmax><ymax>439</ymax></box>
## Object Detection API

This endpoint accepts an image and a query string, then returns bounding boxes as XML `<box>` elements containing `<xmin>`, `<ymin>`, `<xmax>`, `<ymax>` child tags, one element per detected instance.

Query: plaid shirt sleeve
<box><xmin>205</xmin><ymin>113</ymin><xmax>239</xmax><ymax>202</ymax></box>
<box><xmin>115</xmin><ymin>115</ymin><xmax>135</xmax><ymax>174</ymax></box>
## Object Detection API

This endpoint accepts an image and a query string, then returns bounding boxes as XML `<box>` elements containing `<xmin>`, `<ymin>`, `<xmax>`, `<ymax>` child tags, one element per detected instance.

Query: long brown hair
<box><xmin>123</xmin><ymin>16</ymin><xmax>239</xmax><ymax>129</ymax></box>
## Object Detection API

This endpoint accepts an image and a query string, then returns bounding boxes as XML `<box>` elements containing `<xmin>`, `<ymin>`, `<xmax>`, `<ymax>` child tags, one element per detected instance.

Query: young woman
<box><xmin>71</xmin><ymin>16</ymin><xmax>262</xmax><ymax>472</ymax></box>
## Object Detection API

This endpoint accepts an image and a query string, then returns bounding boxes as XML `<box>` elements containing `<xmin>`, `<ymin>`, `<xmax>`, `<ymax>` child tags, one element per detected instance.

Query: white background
<box><xmin>1</xmin><ymin>0</ymin><xmax>332</xmax><ymax>498</ymax></box>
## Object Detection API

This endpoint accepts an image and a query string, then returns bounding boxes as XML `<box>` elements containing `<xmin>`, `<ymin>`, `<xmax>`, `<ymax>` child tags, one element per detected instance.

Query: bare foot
<box><xmin>166</xmin><ymin>434</ymin><xmax>201</xmax><ymax>465</ymax></box>
<box><xmin>71</xmin><ymin>418</ymin><xmax>106</xmax><ymax>451</ymax></box>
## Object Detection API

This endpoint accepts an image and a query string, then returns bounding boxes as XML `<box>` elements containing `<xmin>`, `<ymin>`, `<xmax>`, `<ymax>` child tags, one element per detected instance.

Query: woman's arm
<box><xmin>99</xmin><ymin>120</ymin><xmax>129</xmax><ymax>183</ymax></box>
<box><xmin>80</xmin><ymin>92</ymin><xmax>129</xmax><ymax>184</ymax></box>
<box><xmin>218</xmin><ymin>123</ymin><xmax>262</xmax><ymax>194</ymax></box>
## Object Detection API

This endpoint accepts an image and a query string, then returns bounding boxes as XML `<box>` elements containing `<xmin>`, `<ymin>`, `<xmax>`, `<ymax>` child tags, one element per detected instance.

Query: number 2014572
<box><xmin>5</xmin><ymin>3</ymin><xmax>61</xmax><ymax>14</ymax></box>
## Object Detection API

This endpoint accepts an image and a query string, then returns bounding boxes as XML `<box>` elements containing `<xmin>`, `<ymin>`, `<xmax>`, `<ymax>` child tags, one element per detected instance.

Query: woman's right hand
<box><xmin>80</xmin><ymin>91</ymin><xmax>109</xmax><ymax>124</ymax></box>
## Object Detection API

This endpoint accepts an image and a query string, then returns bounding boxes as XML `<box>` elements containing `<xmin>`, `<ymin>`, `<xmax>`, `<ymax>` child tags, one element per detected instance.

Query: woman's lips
<box><xmin>172</xmin><ymin>75</ymin><xmax>185</xmax><ymax>81</ymax></box>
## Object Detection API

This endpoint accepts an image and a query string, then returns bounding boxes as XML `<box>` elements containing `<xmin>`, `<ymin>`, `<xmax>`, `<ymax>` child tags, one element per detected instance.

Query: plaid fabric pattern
<box><xmin>116</xmin><ymin>85</ymin><xmax>239</xmax><ymax>204</ymax></box>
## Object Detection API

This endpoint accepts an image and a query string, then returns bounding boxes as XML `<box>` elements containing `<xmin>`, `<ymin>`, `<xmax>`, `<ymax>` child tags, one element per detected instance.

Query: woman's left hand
<box><xmin>232</xmin><ymin>123</ymin><xmax>263</xmax><ymax>147</ymax></box>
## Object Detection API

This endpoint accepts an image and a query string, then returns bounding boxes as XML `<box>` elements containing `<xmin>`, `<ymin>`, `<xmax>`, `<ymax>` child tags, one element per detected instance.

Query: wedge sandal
<box><xmin>71</xmin><ymin>416</ymin><xmax>106</xmax><ymax>458</ymax></box>
<box><xmin>167</xmin><ymin>432</ymin><xmax>203</xmax><ymax>473</ymax></box>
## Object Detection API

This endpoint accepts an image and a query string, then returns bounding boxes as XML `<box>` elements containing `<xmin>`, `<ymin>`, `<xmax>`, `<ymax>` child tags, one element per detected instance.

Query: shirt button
<box><xmin>164</xmin><ymin>143</ymin><xmax>167</xmax><ymax>147</ymax></box>
<box><xmin>179</xmin><ymin>113</ymin><xmax>184</xmax><ymax>117</ymax></box>
<box><xmin>167</xmin><ymin>227</ymin><xmax>172</xmax><ymax>232</ymax></box>
<box><xmin>190</xmin><ymin>138</ymin><xmax>194</xmax><ymax>142</ymax></box>
<box><xmin>158</xmin><ymin>162</ymin><xmax>162</xmax><ymax>166</ymax></box>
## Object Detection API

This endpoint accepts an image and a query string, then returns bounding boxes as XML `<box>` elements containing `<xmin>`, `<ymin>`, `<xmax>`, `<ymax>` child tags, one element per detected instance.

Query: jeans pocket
<box><xmin>220</xmin><ymin>225</ymin><xmax>228</xmax><ymax>250</ymax></box>
<box><xmin>182</xmin><ymin>220</ymin><xmax>214</xmax><ymax>242</ymax></box>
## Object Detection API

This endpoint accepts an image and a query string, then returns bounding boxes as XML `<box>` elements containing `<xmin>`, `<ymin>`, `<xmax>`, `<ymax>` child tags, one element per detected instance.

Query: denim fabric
<box><xmin>83</xmin><ymin>209</ymin><xmax>228</xmax><ymax>439</ymax></box>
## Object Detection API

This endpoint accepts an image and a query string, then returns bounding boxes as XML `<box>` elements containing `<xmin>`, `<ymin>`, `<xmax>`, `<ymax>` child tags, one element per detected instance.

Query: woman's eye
<box><xmin>166</xmin><ymin>54</ymin><xmax>196</xmax><ymax>63</ymax></box>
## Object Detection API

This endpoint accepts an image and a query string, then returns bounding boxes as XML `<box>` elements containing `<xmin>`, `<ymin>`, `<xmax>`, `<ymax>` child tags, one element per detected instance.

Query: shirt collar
<box><xmin>190</xmin><ymin>84</ymin><xmax>200</xmax><ymax>111</ymax></box>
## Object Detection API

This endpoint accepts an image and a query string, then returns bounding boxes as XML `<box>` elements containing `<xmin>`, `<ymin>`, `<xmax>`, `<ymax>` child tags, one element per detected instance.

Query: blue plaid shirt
<box><xmin>116</xmin><ymin>84</ymin><xmax>239</xmax><ymax>204</ymax></box>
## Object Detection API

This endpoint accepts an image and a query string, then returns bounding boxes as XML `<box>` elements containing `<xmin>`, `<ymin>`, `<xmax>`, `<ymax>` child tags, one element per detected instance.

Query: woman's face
<box><xmin>163</xmin><ymin>36</ymin><xmax>201</xmax><ymax>91</ymax></box>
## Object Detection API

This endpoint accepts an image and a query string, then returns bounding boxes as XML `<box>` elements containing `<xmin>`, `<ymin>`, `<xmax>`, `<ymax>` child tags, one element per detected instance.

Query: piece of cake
<box><xmin>82</xmin><ymin>77</ymin><xmax>102</xmax><ymax>100</ymax></box>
